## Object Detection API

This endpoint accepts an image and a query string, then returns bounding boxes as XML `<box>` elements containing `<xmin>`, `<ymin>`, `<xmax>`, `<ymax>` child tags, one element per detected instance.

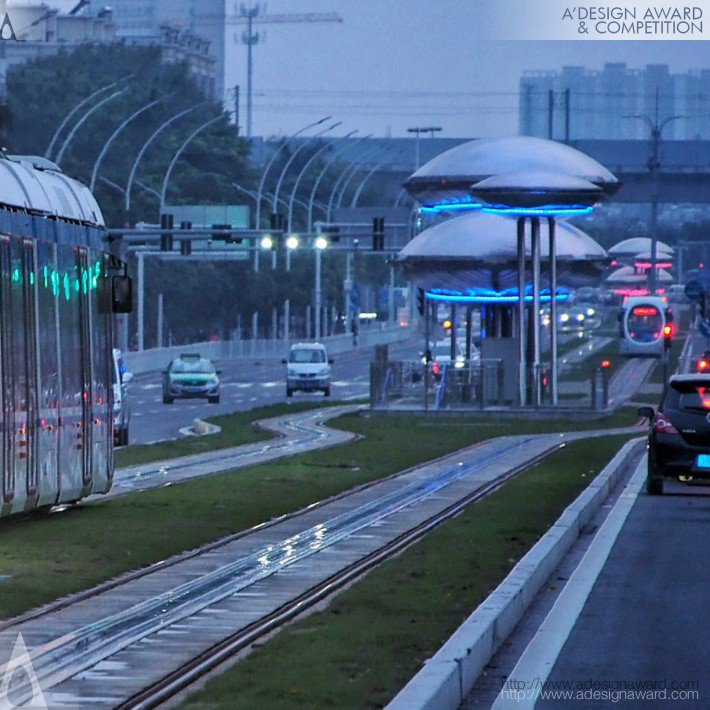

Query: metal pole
<box><xmin>160</xmin><ymin>115</ymin><xmax>225</xmax><ymax>213</ymax></box>
<box><xmin>424</xmin><ymin>299</ymin><xmax>431</xmax><ymax>411</ymax></box>
<box><xmin>136</xmin><ymin>251</ymin><xmax>145</xmax><ymax>352</ymax></box>
<box><xmin>389</xmin><ymin>260</ymin><xmax>396</xmax><ymax>323</ymax></box>
<box><xmin>564</xmin><ymin>88</ymin><xmax>571</xmax><ymax>143</ymax></box>
<box><xmin>287</xmin><ymin>130</ymin><xmax>358</xmax><ymax>231</ymax></box>
<box><xmin>532</xmin><ymin>217</ymin><xmax>541</xmax><ymax>407</ymax></box>
<box><xmin>344</xmin><ymin>250</ymin><xmax>353</xmax><ymax>334</ymax></box>
<box><xmin>548</xmin><ymin>217</ymin><xmax>559</xmax><ymax>406</ymax></box>
<box><xmin>157</xmin><ymin>292</ymin><xmax>164</xmax><ymax>349</ymax></box>
<box><xmin>517</xmin><ymin>217</ymin><xmax>527</xmax><ymax>407</ymax></box>
<box><xmin>90</xmin><ymin>96</ymin><xmax>165</xmax><ymax>192</ymax></box>
<box><xmin>315</xmin><ymin>248</ymin><xmax>322</xmax><ymax>340</ymax></box>
<box><xmin>46</xmin><ymin>76</ymin><xmax>131</xmax><ymax>159</ymax></box>
<box><xmin>548</xmin><ymin>89</ymin><xmax>554</xmax><ymax>140</ymax></box>
<box><xmin>284</xmin><ymin>299</ymin><xmax>290</xmax><ymax>342</ymax></box>
<box><xmin>55</xmin><ymin>87</ymin><xmax>129</xmax><ymax>166</ymax></box>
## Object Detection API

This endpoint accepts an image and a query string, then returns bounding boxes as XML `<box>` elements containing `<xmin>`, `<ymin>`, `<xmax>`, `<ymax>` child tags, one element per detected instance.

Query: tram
<box><xmin>619</xmin><ymin>295</ymin><xmax>671</xmax><ymax>357</ymax></box>
<box><xmin>0</xmin><ymin>155</ymin><xmax>130</xmax><ymax>518</ymax></box>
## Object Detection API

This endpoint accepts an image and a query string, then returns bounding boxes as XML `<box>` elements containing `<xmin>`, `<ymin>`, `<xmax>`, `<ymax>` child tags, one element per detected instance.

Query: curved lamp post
<box><xmin>327</xmin><ymin>146</ymin><xmax>379</xmax><ymax>221</ymax></box>
<box><xmin>46</xmin><ymin>76</ymin><xmax>132</xmax><ymax>160</ymax></box>
<box><xmin>160</xmin><ymin>114</ymin><xmax>227</xmax><ymax>212</ymax></box>
<box><xmin>271</xmin><ymin>121</ymin><xmax>342</xmax><ymax>214</ymax></box>
<box><xmin>124</xmin><ymin>103</ymin><xmax>204</xmax><ymax>224</ymax></box>
<box><xmin>349</xmin><ymin>149</ymin><xmax>403</xmax><ymax>208</ymax></box>
<box><xmin>90</xmin><ymin>96</ymin><xmax>167</xmax><ymax>192</ymax></box>
<box><xmin>307</xmin><ymin>134</ymin><xmax>371</xmax><ymax>232</ymax></box>
<box><xmin>255</xmin><ymin>116</ymin><xmax>331</xmax><ymax>230</ymax></box>
<box><xmin>55</xmin><ymin>87</ymin><xmax>129</xmax><ymax>167</ymax></box>
<box><xmin>287</xmin><ymin>129</ymin><xmax>358</xmax><ymax>232</ymax></box>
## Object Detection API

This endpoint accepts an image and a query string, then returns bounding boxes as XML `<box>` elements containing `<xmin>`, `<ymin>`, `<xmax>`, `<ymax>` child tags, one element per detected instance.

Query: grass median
<box><xmin>115</xmin><ymin>401</ymin><xmax>332</xmax><ymax>468</ymax></box>
<box><xmin>179</xmin><ymin>434</ymin><xmax>636</xmax><ymax>710</ymax></box>
<box><xmin>0</xmin><ymin>409</ymin><xmax>640</xmax><ymax>620</ymax></box>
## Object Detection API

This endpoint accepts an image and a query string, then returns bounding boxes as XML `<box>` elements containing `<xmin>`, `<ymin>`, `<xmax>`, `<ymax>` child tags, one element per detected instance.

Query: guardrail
<box><xmin>123</xmin><ymin>325</ymin><xmax>410</xmax><ymax>375</ymax></box>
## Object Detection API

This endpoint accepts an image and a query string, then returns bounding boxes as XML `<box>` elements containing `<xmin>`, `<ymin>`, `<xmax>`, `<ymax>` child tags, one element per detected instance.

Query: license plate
<box><xmin>696</xmin><ymin>454</ymin><xmax>710</xmax><ymax>469</ymax></box>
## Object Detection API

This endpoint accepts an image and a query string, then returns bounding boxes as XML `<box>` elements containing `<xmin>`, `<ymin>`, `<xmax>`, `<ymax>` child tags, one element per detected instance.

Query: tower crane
<box><xmin>226</xmin><ymin>4</ymin><xmax>344</xmax><ymax>138</ymax></box>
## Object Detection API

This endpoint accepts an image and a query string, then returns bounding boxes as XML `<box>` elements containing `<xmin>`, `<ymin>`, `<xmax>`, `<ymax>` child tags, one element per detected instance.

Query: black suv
<box><xmin>639</xmin><ymin>374</ymin><xmax>710</xmax><ymax>494</ymax></box>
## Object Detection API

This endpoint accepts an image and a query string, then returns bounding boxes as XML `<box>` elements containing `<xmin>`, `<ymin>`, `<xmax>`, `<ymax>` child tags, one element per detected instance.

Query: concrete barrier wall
<box><xmin>387</xmin><ymin>437</ymin><xmax>644</xmax><ymax>710</ymax></box>
<box><xmin>123</xmin><ymin>325</ymin><xmax>410</xmax><ymax>375</ymax></box>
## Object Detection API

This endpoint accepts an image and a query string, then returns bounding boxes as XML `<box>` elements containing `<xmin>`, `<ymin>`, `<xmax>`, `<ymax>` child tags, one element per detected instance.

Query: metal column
<box><xmin>548</xmin><ymin>217</ymin><xmax>558</xmax><ymax>405</ymax></box>
<box><xmin>516</xmin><ymin>218</ymin><xmax>527</xmax><ymax>407</ymax></box>
<box><xmin>136</xmin><ymin>251</ymin><xmax>145</xmax><ymax>352</ymax></box>
<box><xmin>315</xmin><ymin>248</ymin><xmax>322</xmax><ymax>340</ymax></box>
<box><xmin>531</xmin><ymin>217</ymin><xmax>542</xmax><ymax>407</ymax></box>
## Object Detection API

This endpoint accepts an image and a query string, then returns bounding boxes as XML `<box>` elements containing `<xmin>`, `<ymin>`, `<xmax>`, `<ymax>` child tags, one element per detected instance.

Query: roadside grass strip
<box><xmin>559</xmin><ymin>339</ymin><xmax>621</xmax><ymax>383</ymax></box>
<box><xmin>178</xmin><ymin>434</ymin><xmax>636</xmax><ymax>710</ymax></box>
<box><xmin>115</xmin><ymin>402</ymin><xmax>327</xmax><ymax>468</ymax></box>
<box><xmin>0</xmin><ymin>411</ymin><xmax>638</xmax><ymax>620</ymax></box>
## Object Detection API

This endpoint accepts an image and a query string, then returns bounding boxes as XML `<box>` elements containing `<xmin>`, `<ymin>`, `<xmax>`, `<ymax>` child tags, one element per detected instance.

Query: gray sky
<box><xmin>26</xmin><ymin>0</ymin><xmax>710</xmax><ymax>139</ymax></box>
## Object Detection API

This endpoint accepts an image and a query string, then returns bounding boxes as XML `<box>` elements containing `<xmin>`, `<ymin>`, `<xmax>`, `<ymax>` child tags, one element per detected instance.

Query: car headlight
<box><xmin>586</xmin><ymin>308</ymin><xmax>595</xmax><ymax>316</ymax></box>
<box><xmin>560</xmin><ymin>313</ymin><xmax>570</xmax><ymax>322</ymax></box>
<box><xmin>318</xmin><ymin>367</ymin><xmax>330</xmax><ymax>377</ymax></box>
<box><xmin>454</xmin><ymin>359</ymin><xmax>465</xmax><ymax>369</ymax></box>
<box><xmin>287</xmin><ymin>368</ymin><xmax>297</xmax><ymax>377</ymax></box>
<box><xmin>576</xmin><ymin>313</ymin><xmax>585</xmax><ymax>322</ymax></box>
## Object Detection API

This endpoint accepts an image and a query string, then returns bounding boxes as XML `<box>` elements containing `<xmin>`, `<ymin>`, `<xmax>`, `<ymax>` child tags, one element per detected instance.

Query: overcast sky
<box><xmin>26</xmin><ymin>0</ymin><xmax>710</xmax><ymax>139</ymax></box>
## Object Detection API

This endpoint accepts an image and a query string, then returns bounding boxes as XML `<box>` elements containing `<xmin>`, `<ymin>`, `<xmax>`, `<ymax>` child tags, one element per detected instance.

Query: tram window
<box><xmin>112</xmin><ymin>275</ymin><xmax>132</xmax><ymax>313</ymax></box>
<box><xmin>627</xmin><ymin>305</ymin><xmax>663</xmax><ymax>343</ymax></box>
<box><xmin>37</xmin><ymin>242</ymin><xmax>59</xmax><ymax>409</ymax></box>
<box><xmin>58</xmin><ymin>245</ymin><xmax>83</xmax><ymax>408</ymax></box>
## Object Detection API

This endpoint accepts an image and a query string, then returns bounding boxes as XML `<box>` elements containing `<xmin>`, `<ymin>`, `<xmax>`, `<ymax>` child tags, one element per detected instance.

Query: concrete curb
<box><xmin>178</xmin><ymin>419</ymin><xmax>222</xmax><ymax>438</ymax></box>
<box><xmin>387</xmin><ymin>436</ymin><xmax>645</xmax><ymax>710</ymax></box>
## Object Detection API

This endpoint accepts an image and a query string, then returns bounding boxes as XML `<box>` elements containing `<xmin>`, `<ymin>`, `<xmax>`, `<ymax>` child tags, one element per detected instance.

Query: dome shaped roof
<box><xmin>399</xmin><ymin>211</ymin><xmax>606</xmax><ymax>262</ymax></box>
<box><xmin>398</xmin><ymin>211</ymin><xmax>607</xmax><ymax>294</ymax></box>
<box><xmin>608</xmin><ymin>237</ymin><xmax>673</xmax><ymax>256</ymax></box>
<box><xmin>606</xmin><ymin>266</ymin><xmax>646</xmax><ymax>284</ymax></box>
<box><xmin>404</xmin><ymin>136</ymin><xmax>619</xmax><ymax>206</ymax></box>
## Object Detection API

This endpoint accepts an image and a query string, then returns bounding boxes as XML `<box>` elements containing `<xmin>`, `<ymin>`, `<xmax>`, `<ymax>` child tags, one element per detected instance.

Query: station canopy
<box><xmin>403</xmin><ymin>136</ymin><xmax>620</xmax><ymax>210</ymax></box>
<box><xmin>606</xmin><ymin>266</ymin><xmax>674</xmax><ymax>285</ymax></box>
<box><xmin>397</xmin><ymin>211</ymin><xmax>607</xmax><ymax>299</ymax></box>
<box><xmin>609</xmin><ymin>237</ymin><xmax>674</xmax><ymax>257</ymax></box>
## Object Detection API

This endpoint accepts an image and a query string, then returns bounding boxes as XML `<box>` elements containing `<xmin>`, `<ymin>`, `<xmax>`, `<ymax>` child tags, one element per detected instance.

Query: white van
<box><xmin>283</xmin><ymin>342</ymin><xmax>333</xmax><ymax>397</ymax></box>
<box><xmin>112</xmin><ymin>348</ymin><xmax>134</xmax><ymax>445</ymax></box>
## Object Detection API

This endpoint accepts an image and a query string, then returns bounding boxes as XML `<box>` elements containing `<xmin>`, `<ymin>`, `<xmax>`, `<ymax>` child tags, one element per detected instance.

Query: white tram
<box><xmin>0</xmin><ymin>155</ymin><xmax>130</xmax><ymax>517</ymax></box>
<box><xmin>619</xmin><ymin>295</ymin><xmax>671</xmax><ymax>357</ymax></box>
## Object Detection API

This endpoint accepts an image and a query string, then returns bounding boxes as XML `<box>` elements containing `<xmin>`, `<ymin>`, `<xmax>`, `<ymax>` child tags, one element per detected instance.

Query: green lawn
<box><xmin>0</xmin><ymin>409</ymin><xmax>639</xmax><ymax>620</ymax></box>
<box><xmin>114</xmin><ymin>402</ymin><xmax>330</xmax><ymax>468</ymax></box>
<box><xmin>180</xmin><ymin>435</ymin><xmax>636</xmax><ymax>710</ymax></box>
<box><xmin>559</xmin><ymin>339</ymin><xmax>622</xmax><ymax>383</ymax></box>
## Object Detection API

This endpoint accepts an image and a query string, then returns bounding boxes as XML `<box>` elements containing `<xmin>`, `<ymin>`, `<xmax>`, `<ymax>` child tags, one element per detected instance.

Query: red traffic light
<box><xmin>698</xmin><ymin>359</ymin><xmax>709</xmax><ymax>372</ymax></box>
<box><xmin>601</xmin><ymin>359</ymin><xmax>612</xmax><ymax>369</ymax></box>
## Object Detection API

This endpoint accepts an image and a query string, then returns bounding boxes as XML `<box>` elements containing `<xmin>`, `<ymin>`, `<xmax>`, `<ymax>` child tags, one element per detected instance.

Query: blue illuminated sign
<box><xmin>425</xmin><ymin>286</ymin><xmax>572</xmax><ymax>304</ymax></box>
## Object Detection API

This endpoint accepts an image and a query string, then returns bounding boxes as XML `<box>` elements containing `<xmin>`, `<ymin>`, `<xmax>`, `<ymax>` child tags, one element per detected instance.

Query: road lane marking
<box><xmin>492</xmin><ymin>456</ymin><xmax>647</xmax><ymax>710</ymax></box>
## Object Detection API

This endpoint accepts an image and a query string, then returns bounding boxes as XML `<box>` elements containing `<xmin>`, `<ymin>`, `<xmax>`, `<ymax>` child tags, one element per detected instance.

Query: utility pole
<box><xmin>548</xmin><ymin>89</ymin><xmax>554</xmax><ymax>140</ymax></box>
<box><xmin>233</xmin><ymin>5</ymin><xmax>343</xmax><ymax>139</ymax></box>
<box><xmin>564</xmin><ymin>88</ymin><xmax>571</xmax><ymax>143</ymax></box>
<box><xmin>624</xmin><ymin>89</ymin><xmax>685</xmax><ymax>294</ymax></box>
<box><xmin>234</xmin><ymin>85</ymin><xmax>240</xmax><ymax>136</ymax></box>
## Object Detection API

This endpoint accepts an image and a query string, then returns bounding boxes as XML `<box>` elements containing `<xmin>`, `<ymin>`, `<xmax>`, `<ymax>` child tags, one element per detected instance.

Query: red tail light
<box><xmin>432</xmin><ymin>362</ymin><xmax>439</xmax><ymax>375</ymax></box>
<box><xmin>699</xmin><ymin>359</ymin><xmax>709</xmax><ymax>372</ymax></box>
<box><xmin>654</xmin><ymin>412</ymin><xmax>679</xmax><ymax>435</ymax></box>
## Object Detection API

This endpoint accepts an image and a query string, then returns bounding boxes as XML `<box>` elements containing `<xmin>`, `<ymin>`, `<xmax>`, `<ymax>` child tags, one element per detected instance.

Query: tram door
<box><xmin>0</xmin><ymin>237</ymin><xmax>39</xmax><ymax>514</ymax></box>
<box><xmin>57</xmin><ymin>245</ymin><xmax>93</xmax><ymax>502</ymax></box>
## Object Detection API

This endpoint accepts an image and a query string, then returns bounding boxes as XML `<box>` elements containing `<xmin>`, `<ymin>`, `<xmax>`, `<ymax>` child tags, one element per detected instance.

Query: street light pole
<box><xmin>307</xmin><ymin>134</ymin><xmax>371</xmax><ymax>232</ymax></box>
<box><xmin>407</xmin><ymin>126</ymin><xmax>442</xmax><ymax>169</ymax></box>
<box><xmin>55</xmin><ymin>87</ymin><xmax>129</xmax><ymax>166</ymax></box>
<box><xmin>328</xmin><ymin>146</ymin><xmax>379</xmax><ymax>221</ymax></box>
<box><xmin>350</xmin><ymin>150</ymin><xmax>402</xmax><ymax>207</ymax></box>
<box><xmin>255</xmin><ymin>116</ymin><xmax>331</xmax><ymax>231</ymax></box>
<box><xmin>287</xmin><ymin>130</ymin><xmax>358</xmax><ymax>231</ymax></box>
<box><xmin>90</xmin><ymin>96</ymin><xmax>166</xmax><ymax>192</ymax></box>
<box><xmin>160</xmin><ymin>114</ymin><xmax>227</xmax><ymax>213</ymax></box>
<box><xmin>624</xmin><ymin>92</ymin><xmax>685</xmax><ymax>294</ymax></box>
<box><xmin>125</xmin><ymin>103</ymin><xmax>204</xmax><ymax>226</ymax></box>
<box><xmin>46</xmin><ymin>76</ymin><xmax>132</xmax><ymax>160</ymax></box>
<box><xmin>271</xmin><ymin>121</ymin><xmax>341</xmax><ymax>215</ymax></box>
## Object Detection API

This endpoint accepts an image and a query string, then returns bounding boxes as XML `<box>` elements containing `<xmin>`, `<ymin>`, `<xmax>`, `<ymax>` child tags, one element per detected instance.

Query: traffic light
<box><xmin>416</xmin><ymin>287</ymin><xmax>425</xmax><ymax>316</ymax></box>
<box><xmin>663</xmin><ymin>323</ymin><xmax>673</xmax><ymax>350</ymax></box>
<box><xmin>270</xmin><ymin>212</ymin><xmax>285</xmax><ymax>232</ymax></box>
<box><xmin>160</xmin><ymin>213</ymin><xmax>173</xmax><ymax>252</ymax></box>
<box><xmin>697</xmin><ymin>357</ymin><xmax>709</xmax><ymax>373</ymax></box>
<box><xmin>322</xmin><ymin>225</ymin><xmax>340</xmax><ymax>244</ymax></box>
<box><xmin>212</xmin><ymin>223</ymin><xmax>241</xmax><ymax>243</ymax></box>
<box><xmin>373</xmin><ymin>217</ymin><xmax>385</xmax><ymax>251</ymax></box>
<box><xmin>180</xmin><ymin>220</ymin><xmax>192</xmax><ymax>256</ymax></box>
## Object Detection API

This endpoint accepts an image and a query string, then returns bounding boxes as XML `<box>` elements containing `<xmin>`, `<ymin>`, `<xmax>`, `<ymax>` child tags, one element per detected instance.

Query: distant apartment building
<box><xmin>520</xmin><ymin>63</ymin><xmax>710</xmax><ymax>141</ymax></box>
<box><xmin>103</xmin><ymin>0</ymin><xmax>226</xmax><ymax>100</ymax></box>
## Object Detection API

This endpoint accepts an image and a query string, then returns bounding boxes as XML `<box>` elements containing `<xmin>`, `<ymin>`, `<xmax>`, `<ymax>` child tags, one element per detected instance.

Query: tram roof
<box><xmin>0</xmin><ymin>155</ymin><xmax>104</xmax><ymax>228</ymax></box>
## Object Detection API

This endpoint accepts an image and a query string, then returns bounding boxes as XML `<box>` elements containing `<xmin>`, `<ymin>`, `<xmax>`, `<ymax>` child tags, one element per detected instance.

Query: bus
<box><xmin>0</xmin><ymin>155</ymin><xmax>130</xmax><ymax>517</ymax></box>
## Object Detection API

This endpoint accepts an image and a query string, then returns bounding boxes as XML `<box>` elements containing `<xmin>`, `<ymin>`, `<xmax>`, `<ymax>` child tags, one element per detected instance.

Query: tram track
<box><xmin>0</xmin><ymin>428</ymin><xmax>636</xmax><ymax>709</ymax></box>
